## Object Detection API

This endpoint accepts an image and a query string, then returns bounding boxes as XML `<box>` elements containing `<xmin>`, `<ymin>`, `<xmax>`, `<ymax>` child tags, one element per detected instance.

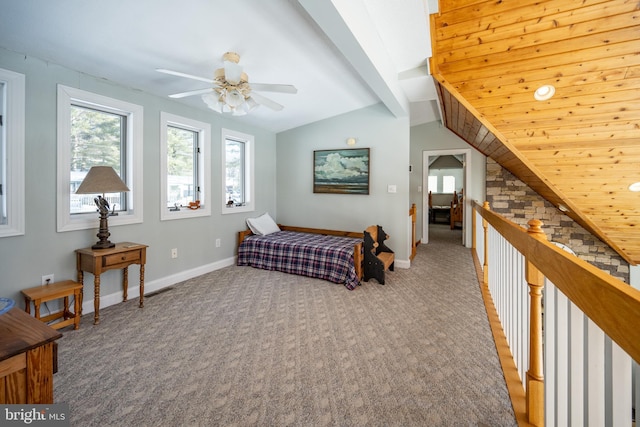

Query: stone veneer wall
<box><xmin>485</xmin><ymin>158</ymin><xmax>629</xmax><ymax>283</ymax></box>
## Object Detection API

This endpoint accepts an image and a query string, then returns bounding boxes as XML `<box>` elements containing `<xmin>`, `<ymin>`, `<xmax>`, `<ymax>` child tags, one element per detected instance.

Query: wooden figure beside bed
<box><xmin>363</xmin><ymin>225</ymin><xmax>395</xmax><ymax>285</ymax></box>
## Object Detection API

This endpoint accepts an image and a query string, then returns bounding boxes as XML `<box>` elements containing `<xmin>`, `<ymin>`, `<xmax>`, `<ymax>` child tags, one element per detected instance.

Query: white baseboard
<box><xmin>81</xmin><ymin>256</ymin><xmax>236</xmax><ymax>314</ymax></box>
<box><xmin>395</xmin><ymin>258</ymin><xmax>410</xmax><ymax>269</ymax></box>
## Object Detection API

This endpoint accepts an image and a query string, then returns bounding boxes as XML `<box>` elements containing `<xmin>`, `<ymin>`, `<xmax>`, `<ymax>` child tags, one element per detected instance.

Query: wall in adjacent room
<box><xmin>428</xmin><ymin>155</ymin><xmax>464</xmax><ymax>193</ymax></box>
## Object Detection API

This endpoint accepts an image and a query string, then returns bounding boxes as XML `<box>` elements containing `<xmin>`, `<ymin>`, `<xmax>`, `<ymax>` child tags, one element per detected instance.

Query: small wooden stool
<box><xmin>22</xmin><ymin>280</ymin><xmax>83</xmax><ymax>330</ymax></box>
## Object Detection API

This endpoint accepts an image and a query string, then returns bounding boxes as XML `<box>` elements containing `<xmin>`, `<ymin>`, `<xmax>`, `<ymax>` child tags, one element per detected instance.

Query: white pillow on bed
<box><xmin>246</xmin><ymin>213</ymin><xmax>281</xmax><ymax>236</ymax></box>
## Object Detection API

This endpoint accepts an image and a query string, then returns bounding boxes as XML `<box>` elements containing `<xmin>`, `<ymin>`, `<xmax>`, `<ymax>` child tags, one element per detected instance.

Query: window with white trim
<box><xmin>221</xmin><ymin>128</ymin><xmax>254</xmax><ymax>214</ymax></box>
<box><xmin>0</xmin><ymin>68</ymin><xmax>25</xmax><ymax>237</ymax></box>
<box><xmin>427</xmin><ymin>176</ymin><xmax>437</xmax><ymax>194</ymax></box>
<box><xmin>57</xmin><ymin>85</ymin><xmax>143</xmax><ymax>232</ymax></box>
<box><xmin>442</xmin><ymin>175</ymin><xmax>455</xmax><ymax>193</ymax></box>
<box><xmin>160</xmin><ymin>112</ymin><xmax>211</xmax><ymax>220</ymax></box>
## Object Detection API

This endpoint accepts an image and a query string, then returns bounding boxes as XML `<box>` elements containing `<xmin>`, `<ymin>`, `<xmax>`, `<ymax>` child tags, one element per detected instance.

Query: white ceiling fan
<box><xmin>157</xmin><ymin>52</ymin><xmax>297</xmax><ymax>116</ymax></box>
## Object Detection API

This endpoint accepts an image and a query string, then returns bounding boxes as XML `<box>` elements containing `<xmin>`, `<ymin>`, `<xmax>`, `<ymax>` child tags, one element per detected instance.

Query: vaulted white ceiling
<box><xmin>0</xmin><ymin>0</ymin><xmax>439</xmax><ymax>133</ymax></box>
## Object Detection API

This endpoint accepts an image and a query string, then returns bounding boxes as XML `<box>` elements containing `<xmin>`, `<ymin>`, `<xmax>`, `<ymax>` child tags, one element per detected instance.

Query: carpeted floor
<box><xmin>54</xmin><ymin>224</ymin><xmax>516</xmax><ymax>426</ymax></box>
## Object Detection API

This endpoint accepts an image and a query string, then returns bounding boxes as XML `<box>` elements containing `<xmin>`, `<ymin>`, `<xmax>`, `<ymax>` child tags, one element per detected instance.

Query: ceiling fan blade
<box><xmin>251</xmin><ymin>83</ymin><xmax>298</xmax><ymax>94</ymax></box>
<box><xmin>156</xmin><ymin>68</ymin><xmax>213</xmax><ymax>84</ymax></box>
<box><xmin>169</xmin><ymin>88</ymin><xmax>213</xmax><ymax>98</ymax></box>
<box><xmin>223</xmin><ymin>61</ymin><xmax>243</xmax><ymax>85</ymax></box>
<box><xmin>250</xmin><ymin>92</ymin><xmax>284</xmax><ymax>111</ymax></box>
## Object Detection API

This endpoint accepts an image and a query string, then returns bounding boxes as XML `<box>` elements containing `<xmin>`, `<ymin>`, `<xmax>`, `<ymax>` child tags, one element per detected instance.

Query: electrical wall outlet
<box><xmin>215</xmin><ymin>238</ymin><xmax>221</xmax><ymax>248</ymax></box>
<box><xmin>41</xmin><ymin>274</ymin><xmax>54</xmax><ymax>286</ymax></box>
<box><xmin>171</xmin><ymin>248</ymin><xmax>178</xmax><ymax>259</ymax></box>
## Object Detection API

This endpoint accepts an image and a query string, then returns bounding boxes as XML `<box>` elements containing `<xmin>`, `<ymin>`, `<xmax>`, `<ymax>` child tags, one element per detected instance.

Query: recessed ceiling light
<box><xmin>629</xmin><ymin>182</ymin><xmax>640</xmax><ymax>192</ymax></box>
<box><xmin>534</xmin><ymin>85</ymin><xmax>555</xmax><ymax>101</ymax></box>
<box><xmin>558</xmin><ymin>204</ymin><xmax>569</xmax><ymax>212</ymax></box>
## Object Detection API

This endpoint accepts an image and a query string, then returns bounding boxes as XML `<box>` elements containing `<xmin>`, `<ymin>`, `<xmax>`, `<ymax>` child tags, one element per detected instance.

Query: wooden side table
<box><xmin>76</xmin><ymin>242</ymin><xmax>148</xmax><ymax>325</ymax></box>
<box><xmin>22</xmin><ymin>280</ymin><xmax>83</xmax><ymax>330</ymax></box>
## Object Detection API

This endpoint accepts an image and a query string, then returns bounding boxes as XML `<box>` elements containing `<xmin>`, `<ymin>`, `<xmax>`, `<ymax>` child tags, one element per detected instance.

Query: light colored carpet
<box><xmin>54</xmin><ymin>224</ymin><xmax>516</xmax><ymax>426</ymax></box>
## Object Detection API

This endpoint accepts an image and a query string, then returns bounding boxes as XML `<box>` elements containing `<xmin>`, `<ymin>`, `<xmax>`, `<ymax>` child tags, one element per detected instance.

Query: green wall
<box><xmin>277</xmin><ymin>104</ymin><xmax>412</xmax><ymax>262</ymax></box>
<box><xmin>0</xmin><ymin>48</ymin><xmax>277</xmax><ymax>308</ymax></box>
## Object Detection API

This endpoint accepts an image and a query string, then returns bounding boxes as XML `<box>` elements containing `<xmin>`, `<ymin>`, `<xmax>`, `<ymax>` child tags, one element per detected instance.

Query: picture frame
<box><xmin>313</xmin><ymin>148</ymin><xmax>370</xmax><ymax>194</ymax></box>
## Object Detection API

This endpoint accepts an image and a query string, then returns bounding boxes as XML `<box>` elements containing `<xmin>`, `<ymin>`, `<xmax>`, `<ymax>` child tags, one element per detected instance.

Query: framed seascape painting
<box><xmin>313</xmin><ymin>148</ymin><xmax>370</xmax><ymax>194</ymax></box>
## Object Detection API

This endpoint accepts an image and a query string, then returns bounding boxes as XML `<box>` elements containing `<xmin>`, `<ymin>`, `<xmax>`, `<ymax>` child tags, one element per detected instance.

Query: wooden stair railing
<box><xmin>472</xmin><ymin>200</ymin><xmax>640</xmax><ymax>426</ymax></box>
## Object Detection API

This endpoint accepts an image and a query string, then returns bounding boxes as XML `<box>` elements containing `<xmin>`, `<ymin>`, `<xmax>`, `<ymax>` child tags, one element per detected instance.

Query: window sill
<box><xmin>58</xmin><ymin>211</ymin><xmax>142</xmax><ymax>232</ymax></box>
<box><xmin>221</xmin><ymin>204</ymin><xmax>254</xmax><ymax>215</ymax></box>
<box><xmin>161</xmin><ymin>206</ymin><xmax>211</xmax><ymax>221</ymax></box>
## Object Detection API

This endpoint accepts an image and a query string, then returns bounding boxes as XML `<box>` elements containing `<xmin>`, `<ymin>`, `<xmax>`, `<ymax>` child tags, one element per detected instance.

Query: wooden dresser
<box><xmin>0</xmin><ymin>307</ymin><xmax>62</xmax><ymax>403</ymax></box>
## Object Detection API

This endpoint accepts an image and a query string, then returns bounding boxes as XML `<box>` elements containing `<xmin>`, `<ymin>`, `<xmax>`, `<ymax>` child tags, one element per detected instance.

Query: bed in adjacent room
<box><xmin>237</xmin><ymin>213</ymin><xmax>363</xmax><ymax>290</ymax></box>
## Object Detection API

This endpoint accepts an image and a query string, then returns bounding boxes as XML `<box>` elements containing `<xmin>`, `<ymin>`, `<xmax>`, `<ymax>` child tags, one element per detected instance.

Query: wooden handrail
<box><xmin>473</xmin><ymin>201</ymin><xmax>640</xmax><ymax>364</ymax></box>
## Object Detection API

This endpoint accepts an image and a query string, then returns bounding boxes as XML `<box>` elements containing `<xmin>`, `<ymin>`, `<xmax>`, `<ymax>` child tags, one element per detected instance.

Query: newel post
<box><xmin>526</xmin><ymin>219</ymin><xmax>546</xmax><ymax>426</ymax></box>
<box><xmin>482</xmin><ymin>201</ymin><xmax>490</xmax><ymax>285</ymax></box>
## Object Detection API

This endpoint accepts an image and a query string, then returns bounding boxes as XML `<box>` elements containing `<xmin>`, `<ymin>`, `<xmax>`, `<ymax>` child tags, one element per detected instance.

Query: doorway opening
<box><xmin>422</xmin><ymin>148</ymin><xmax>471</xmax><ymax>246</ymax></box>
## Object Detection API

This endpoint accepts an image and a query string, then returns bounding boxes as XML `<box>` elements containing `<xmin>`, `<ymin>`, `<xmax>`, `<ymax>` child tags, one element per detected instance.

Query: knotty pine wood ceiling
<box><xmin>429</xmin><ymin>0</ymin><xmax>640</xmax><ymax>264</ymax></box>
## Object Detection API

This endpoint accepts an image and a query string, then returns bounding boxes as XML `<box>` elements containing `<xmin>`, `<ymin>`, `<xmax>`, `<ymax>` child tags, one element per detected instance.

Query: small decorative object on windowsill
<box><xmin>188</xmin><ymin>200</ymin><xmax>201</xmax><ymax>210</ymax></box>
<box><xmin>227</xmin><ymin>198</ymin><xmax>234</xmax><ymax>207</ymax></box>
<box><xmin>75</xmin><ymin>166</ymin><xmax>130</xmax><ymax>250</ymax></box>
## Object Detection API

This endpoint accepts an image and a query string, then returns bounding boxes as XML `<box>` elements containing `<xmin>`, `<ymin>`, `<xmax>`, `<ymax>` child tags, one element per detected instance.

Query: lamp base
<box><xmin>92</xmin><ymin>240</ymin><xmax>115</xmax><ymax>250</ymax></box>
<box><xmin>93</xmin><ymin>198</ymin><xmax>115</xmax><ymax>250</ymax></box>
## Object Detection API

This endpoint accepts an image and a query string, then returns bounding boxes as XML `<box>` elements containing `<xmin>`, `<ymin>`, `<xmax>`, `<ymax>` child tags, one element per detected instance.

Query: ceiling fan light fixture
<box><xmin>245</xmin><ymin>97</ymin><xmax>258</xmax><ymax>110</ymax></box>
<box><xmin>201</xmin><ymin>92</ymin><xmax>218</xmax><ymax>110</ymax></box>
<box><xmin>224</xmin><ymin>62</ymin><xmax>244</xmax><ymax>85</ymax></box>
<box><xmin>534</xmin><ymin>84</ymin><xmax>555</xmax><ymax>101</ymax></box>
<box><xmin>162</xmin><ymin>51</ymin><xmax>294</xmax><ymax>116</ymax></box>
<box><xmin>201</xmin><ymin>93</ymin><xmax>225</xmax><ymax>113</ymax></box>
<box><xmin>222</xmin><ymin>51</ymin><xmax>240</xmax><ymax>64</ymax></box>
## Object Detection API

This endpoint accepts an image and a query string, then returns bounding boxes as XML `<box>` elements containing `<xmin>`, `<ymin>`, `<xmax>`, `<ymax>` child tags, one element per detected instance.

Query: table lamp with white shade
<box><xmin>75</xmin><ymin>166</ymin><xmax>130</xmax><ymax>249</ymax></box>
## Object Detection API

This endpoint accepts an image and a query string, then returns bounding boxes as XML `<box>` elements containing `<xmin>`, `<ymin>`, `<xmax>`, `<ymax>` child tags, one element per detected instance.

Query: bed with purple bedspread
<box><xmin>237</xmin><ymin>230</ymin><xmax>361</xmax><ymax>289</ymax></box>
